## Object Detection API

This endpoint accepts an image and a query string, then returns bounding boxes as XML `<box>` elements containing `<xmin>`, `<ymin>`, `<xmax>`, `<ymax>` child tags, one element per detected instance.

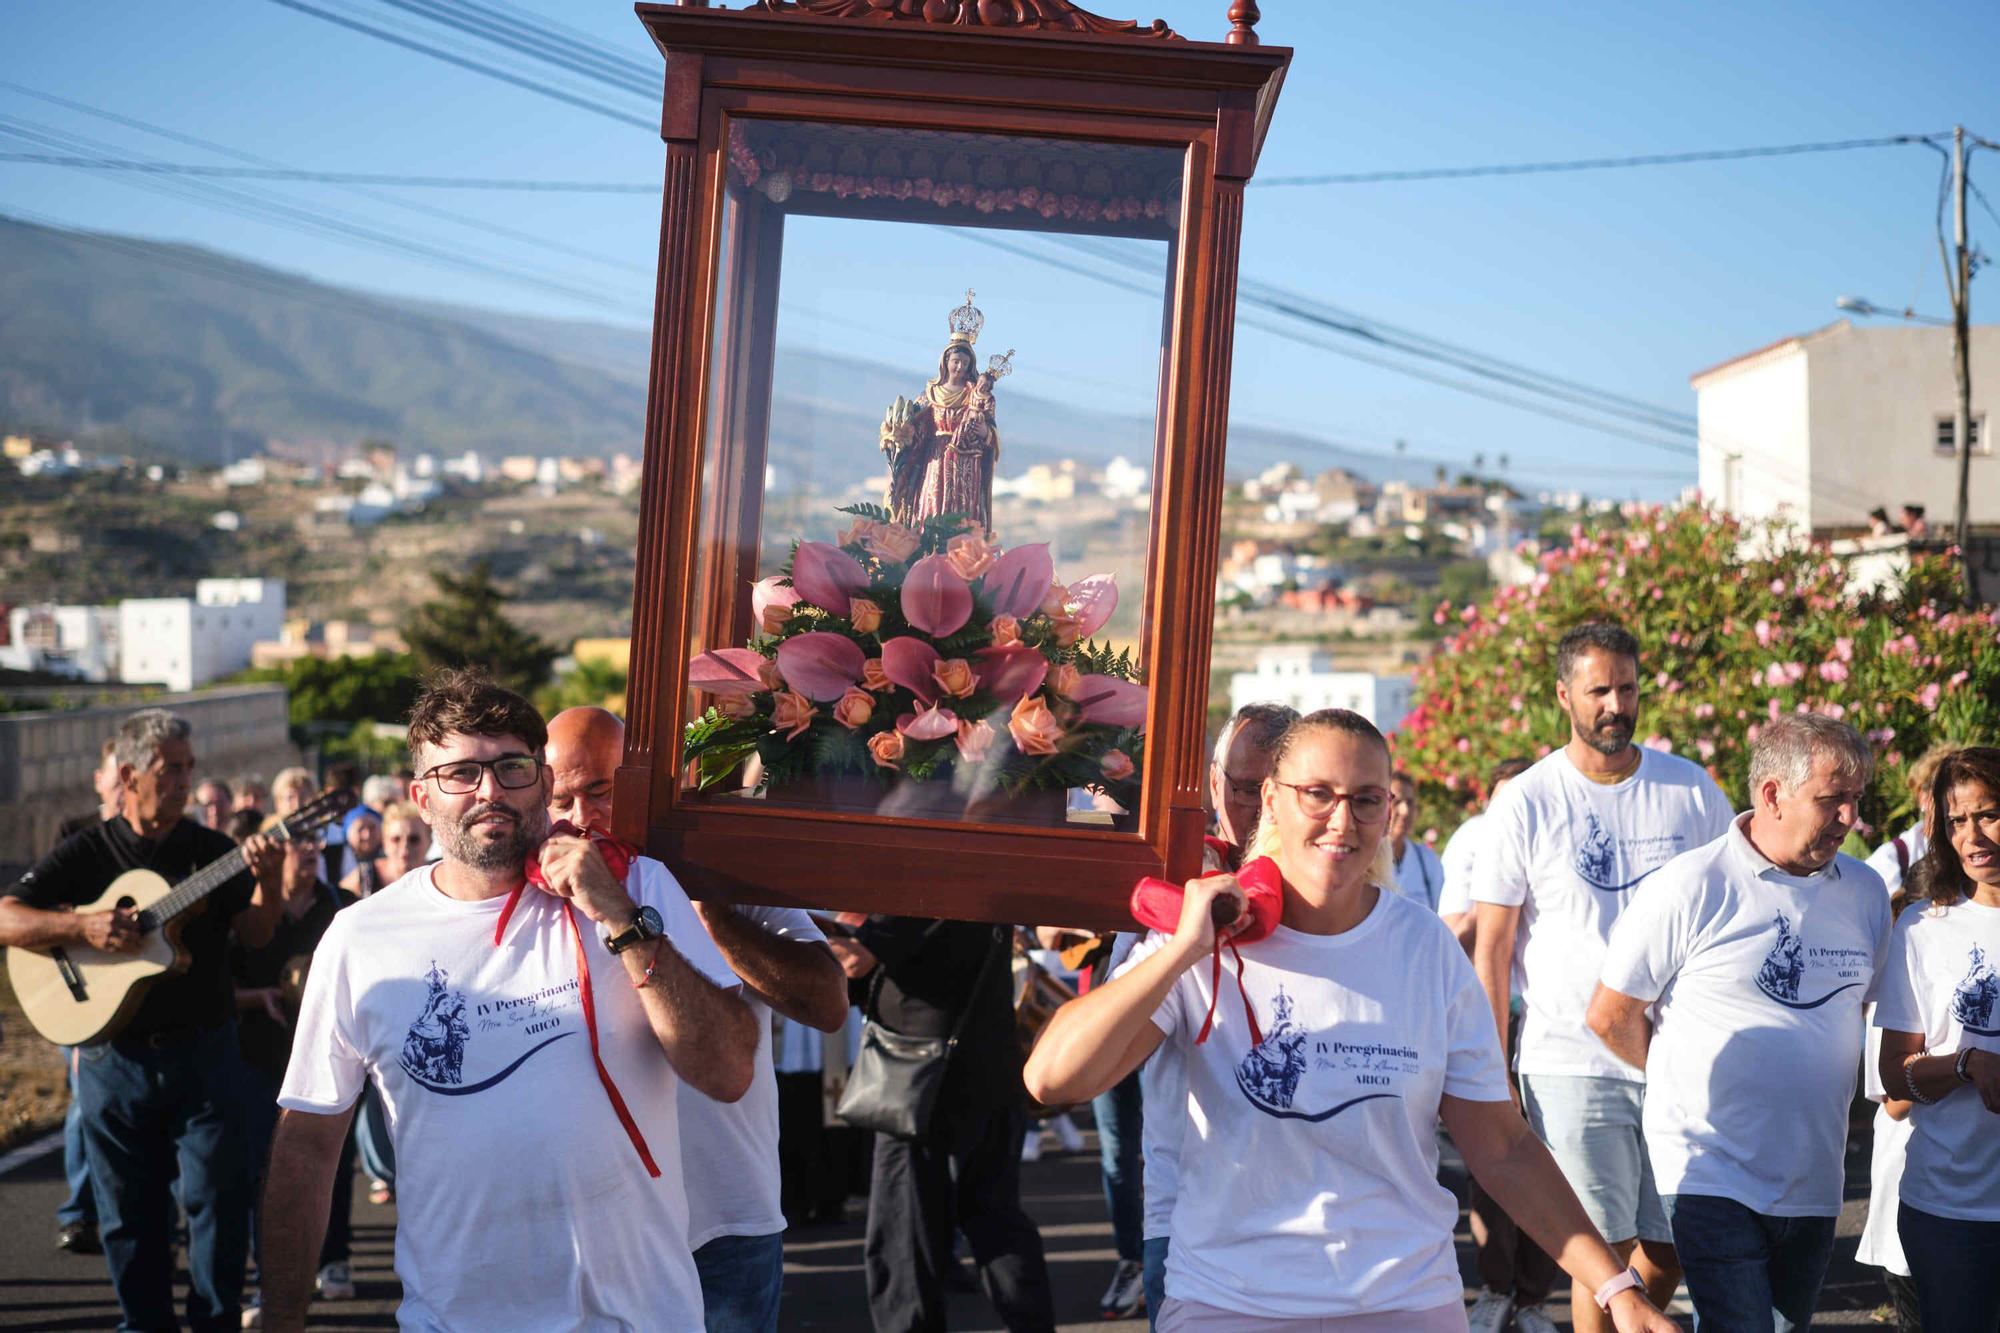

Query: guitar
<box><xmin>7</xmin><ymin>788</ymin><xmax>356</xmax><ymax>1047</ymax></box>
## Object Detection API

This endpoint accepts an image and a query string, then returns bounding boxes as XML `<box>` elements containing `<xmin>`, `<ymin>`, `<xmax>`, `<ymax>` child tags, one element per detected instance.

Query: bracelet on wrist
<box><xmin>1955</xmin><ymin>1047</ymin><xmax>1979</xmax><ymax>1085</ymax></box>
<box><xmin>633</xmin><ymin>937</ymin><xmax>668</xmax><ymax>989</ymax></box>
<box><xmin>1593</xmin><ymin>1265</ymin><xmax>1643</xmax><ymax>1312</ymax></box>
<box><xmin>1904</xmin><ymin>1051</ymin><xmax>1939</xmax><ymax>1105</ymax></box>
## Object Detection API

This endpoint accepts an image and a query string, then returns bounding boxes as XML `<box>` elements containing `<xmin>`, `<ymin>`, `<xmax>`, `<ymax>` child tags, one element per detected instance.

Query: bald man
<box><xmin>546</xmin><ymin>707</ymin><xmax>847</xmax><ymax>1333</ymax></box>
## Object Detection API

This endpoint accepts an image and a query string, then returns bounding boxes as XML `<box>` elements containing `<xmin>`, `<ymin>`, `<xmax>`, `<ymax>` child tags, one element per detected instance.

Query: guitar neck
<box><xmin>142</xmin><ymin>845</ymin><xmax>252</xmax><ymax>931</ymax></box>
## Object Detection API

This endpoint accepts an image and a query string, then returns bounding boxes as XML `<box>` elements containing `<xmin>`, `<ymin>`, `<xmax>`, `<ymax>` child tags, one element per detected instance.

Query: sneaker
<box><xmin>56</xmin><ymin>1221</ymin><xmax>102</xmax><ymax>1255</ymax></box>
<box><xmin>316</xmin><ymin>1261</ymin><xmax>356</xmax><ymax>1300</ymax></box>
<box><xmin>1099</xmin><ymin>1259</ymin><xmax>1146</xmax><ymax>1319</ymax></box>
<box><xmin>240</xmin><ymin>1289</ymin><xmax>262</xmax><ymax>1330</ymax></box>
<box><xmin>1464</xmin><ymin>1290</ymin><xmax>1513</xmax><ymax>1333</ymax></box>
<box><xmin>1051</xmin><ymin>1113</ymin><xmax>1086</xmax><ymax>1154</ymax></box>
<box><xmin>367</xmin><ymin>1178</ymin><xmax>394</xmax><ymax>1206</ymax></box>
<box><xmin>1020</xmin><ymin>1129</ymin><xmax>1044</xmax><ymax>1162</ymax></box>
<box><xmin>1512</xmin><ymin>1304</ymin><xmax>1561</xmax><ymax>1333</ymax></box>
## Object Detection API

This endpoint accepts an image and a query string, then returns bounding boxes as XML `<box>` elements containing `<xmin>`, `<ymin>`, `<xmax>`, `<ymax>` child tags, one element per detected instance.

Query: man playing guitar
<box><xmin>0</xmin><ymin>708</ymin><xmax>285</xmax><ymax>1332</ymax></box>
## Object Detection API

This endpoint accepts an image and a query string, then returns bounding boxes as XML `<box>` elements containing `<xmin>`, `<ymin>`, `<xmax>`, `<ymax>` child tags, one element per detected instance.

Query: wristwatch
<box><xmin>1593</xmin><ymin>1266</ymin><xmax>1643</xmax><ymax>1312</ymax></box>
<box><xmin>604</xmin><ymin>905</ymin><xmax>664</xmax><ymax>955</ymax></box>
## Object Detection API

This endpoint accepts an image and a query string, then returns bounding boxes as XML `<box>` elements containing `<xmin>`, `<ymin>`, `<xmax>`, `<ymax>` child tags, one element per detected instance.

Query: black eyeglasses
<box><xmin>1271</xmin><ymin>781</ymin><xmax>1390</xmax><ymax>824</ymax></box>
<box><xmin>419</xmin><ymin>755</ymin><xmax>542</xmax><ymax>795</ymax></box>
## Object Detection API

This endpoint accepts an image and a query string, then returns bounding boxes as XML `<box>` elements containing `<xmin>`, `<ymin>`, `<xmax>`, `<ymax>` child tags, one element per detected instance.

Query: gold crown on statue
<box><xmin>946</xmin><ymin>289</ymin><xmax>984</xmax><ymax>347</ymax></box>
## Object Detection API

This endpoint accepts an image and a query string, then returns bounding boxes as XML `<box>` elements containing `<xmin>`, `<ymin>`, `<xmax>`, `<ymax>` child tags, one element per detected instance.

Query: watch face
<box><xmin>637</xmin><ymin>905</ymin><xmax>663</xmax><ymax>936</ymax></box>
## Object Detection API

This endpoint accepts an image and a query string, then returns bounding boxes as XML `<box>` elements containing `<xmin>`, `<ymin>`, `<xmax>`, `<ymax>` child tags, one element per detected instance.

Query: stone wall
<box><xmin>0</xmin><ymin>685</ymin><xmax>297</xmax><ymax>879</ymax></box>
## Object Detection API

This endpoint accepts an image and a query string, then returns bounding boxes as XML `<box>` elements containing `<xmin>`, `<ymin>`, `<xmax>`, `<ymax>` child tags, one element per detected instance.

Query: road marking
<box><xmin>0</xmin><ymin>1129</ymin><xmax>64</xmax><ymax>1178</ymax></box>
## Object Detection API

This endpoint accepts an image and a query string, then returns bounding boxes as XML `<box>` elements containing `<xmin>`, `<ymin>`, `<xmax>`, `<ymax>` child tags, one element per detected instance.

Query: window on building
<box><xmin>1934</xmin><ymin>415</ymin><xmax>1987</xmax><ymax>455</ymax></box>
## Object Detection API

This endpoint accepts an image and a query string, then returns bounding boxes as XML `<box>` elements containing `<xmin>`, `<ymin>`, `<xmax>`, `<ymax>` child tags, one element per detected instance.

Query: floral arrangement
<box><xmin>1397</xmin><ymin>502</ymin><xmax>2000</xmax><ymax>842</ymax></box>
<box><xmin>684</xmin><ymin>505</ymin><xmax>1146</xmax><ymax>808</ymax></box>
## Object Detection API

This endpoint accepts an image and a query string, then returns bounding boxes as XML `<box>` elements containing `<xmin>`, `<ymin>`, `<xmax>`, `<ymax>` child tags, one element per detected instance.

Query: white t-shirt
<box><xmin>279</xmin><ymin>860</ymin><xmax>731</xmax><ymax>1333</ymax></box>
<box><xmin>1855</xmin><ymin>1019</ymin><xmax>1913</xmax><ymax>1276</ymax></box>
<box><xmin>1437</xmin><ymin>813</ymin><xmax>1491</xmax><ymax>920</ymax></box>
<box><xmin>1135</xmin><ymin>889</ymin><xmax>1510</xmax><ymax>1320</ymax></box>
<box><xmin>1872</xmin><ymin>897</ymin><xmax>2000</xmax><ymax>1222</ymax></box>
<box><xmin>1389</xmin><ymin>841</ymin><xmax>1446</xmax><ymax>914</ymax></box>
<box><xmin>679</xmin><ymin>903</ymin><xmax>825</xmax><ymax>1249</ymax></box>
<box><xmin>1865</xmin><ymin>824</ymin><xmax>1928</xmax><ymax>898</ymax></box>
<box><xmin>1474</xmin><ymin>748</ymin><xmax>1734</xmax><ymax>1081</ymax></box>
<box><xmin>1600</xmin><ymin>815</ymin><xmax>1890</xmax><ymax>1215</ymax></box>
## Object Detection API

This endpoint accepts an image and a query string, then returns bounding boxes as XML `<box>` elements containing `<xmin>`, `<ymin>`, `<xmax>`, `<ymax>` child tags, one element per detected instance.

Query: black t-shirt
<box><xmin>231</xmin><ymin>882</ymin><xmax>351</xmax><ymax>1084</ymax></box>
<box><xmin>6</xmin><ymin>816</ymin><xmax>253</xmax><ymax>1037</ymax></box>
<box><xmin>856</xmin><ymin>916</ymin><xmax>1020</xmax><ymax>1108</ymax></box>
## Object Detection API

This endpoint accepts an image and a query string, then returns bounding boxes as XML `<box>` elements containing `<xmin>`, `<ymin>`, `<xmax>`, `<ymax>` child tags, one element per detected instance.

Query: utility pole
<box><xmin>1950</xmin><ymin>125</ymin><xmax>1975</xmax><ymax>596</ymax></box>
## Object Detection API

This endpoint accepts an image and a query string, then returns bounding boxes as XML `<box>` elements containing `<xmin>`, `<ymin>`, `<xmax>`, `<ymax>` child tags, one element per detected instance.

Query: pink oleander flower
<box><xmin>1817</xmin><ymin>660</ymin><xmax>1849</xmax><ymax>683</ymax></box>
<box><xmin>1918</xmin><ymin>682</ymin><xmax>1942</xmax><ymax>709</ymax></box>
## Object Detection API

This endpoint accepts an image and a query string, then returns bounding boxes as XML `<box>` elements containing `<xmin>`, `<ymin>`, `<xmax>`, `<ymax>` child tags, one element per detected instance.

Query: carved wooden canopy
<box><xmin>747</xmin><ymin>0</ymin><xmax>1181</xmax><ymax>41</ymax></box>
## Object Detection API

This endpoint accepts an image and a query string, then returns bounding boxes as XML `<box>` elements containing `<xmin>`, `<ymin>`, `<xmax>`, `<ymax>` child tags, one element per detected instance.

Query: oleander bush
<box><xmin>1397</xmin><ymin>504</ymin><xmax>2000</xmax><ymax>842</ymax></box>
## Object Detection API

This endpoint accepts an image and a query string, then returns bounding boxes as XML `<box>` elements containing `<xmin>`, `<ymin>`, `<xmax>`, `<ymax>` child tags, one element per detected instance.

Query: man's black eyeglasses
<box><xmin>419</xmin><ymin>755</ymin><xmax>542</xmax><ymax>795</ymax></box>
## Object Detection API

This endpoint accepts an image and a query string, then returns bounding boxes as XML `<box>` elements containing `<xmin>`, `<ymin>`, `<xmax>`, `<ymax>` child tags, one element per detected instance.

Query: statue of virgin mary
<box><xmin>879</xmin><ymin>291</ymin><xmax>1012</xmax><ymax>532</ymax></box>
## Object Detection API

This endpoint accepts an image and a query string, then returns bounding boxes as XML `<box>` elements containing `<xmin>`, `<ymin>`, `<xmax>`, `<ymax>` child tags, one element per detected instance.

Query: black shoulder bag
<box><xmin>836</xmin><ymin>925</ymin><xmax>1005</xmax><ymax>1140</ymax></box>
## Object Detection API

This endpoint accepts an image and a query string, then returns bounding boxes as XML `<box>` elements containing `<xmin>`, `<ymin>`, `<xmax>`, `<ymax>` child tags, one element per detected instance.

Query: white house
<box><xmin>0</xmin><ymin>604</ymin><xmax>119</xmax><ymax>681</ymax></box>
<box><xmin>119</xmin><ymin>579</ymin><xmax>287</xmax><ymax>693</ymax></box>
<box><xmin>1691</xmin><ymin>320</ymin><xmax>1996</xmax><ymax>533</ymax></box>
<box><xmin>1228</xmin><ymin>646</ymin><xmax>1413</xmax><ymax>733</ymax></box>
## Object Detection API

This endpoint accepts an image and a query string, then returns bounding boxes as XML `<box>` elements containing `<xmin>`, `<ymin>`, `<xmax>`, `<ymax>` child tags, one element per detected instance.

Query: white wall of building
<box><xmin>1228</xmin><ymin>646</ymin><xmax>1413</xmax><ymax>733</ymax></box>
<box><xmin>0</xmin><ymin>604</ymin><xmax>118</xmax><ymax>681</ymax></box>
<box><xmin>120</xmin><ymin>580</ymin><xmax>286</xmax><ymax>692</ymax></box>
<box><xmin>1694</xmin><ymin>321</ymin><xmax>1995</xmax><ymax>531</ymax></box>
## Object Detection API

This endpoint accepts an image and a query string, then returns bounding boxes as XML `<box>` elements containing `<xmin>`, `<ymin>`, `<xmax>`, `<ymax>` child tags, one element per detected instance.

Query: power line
<box><xmin>370</xmin><ymin>0</ymin><xmax>659</xmax><ymax>97</ymax></box>
<box><xmin>0</xmin><ymin>153</ymin><xmax>656</xmax><ymax>193</ymax></box>
<box><xmin>1254</xmin><ymin>133</ymin><xmax>1945</xmax><ymax>188</ymax></box>
<box><xmin>262</xmin><ymin>0</ymin><xmax>654</xmax><ymax>129</ymax></box>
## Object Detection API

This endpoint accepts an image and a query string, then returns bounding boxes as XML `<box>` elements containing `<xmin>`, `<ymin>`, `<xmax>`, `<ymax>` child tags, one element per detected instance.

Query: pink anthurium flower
<box><xmin>901</xmin><ymin>555</ymin><xmax>973</xmax><ymax>637</ymax></box>
<box><xmin>1065</xmin><ymin>575</ymin><xmax>1118</xmax><ymax>638</ymax></box>
<box><xmin>790</xmin><ymin>541</ymin><xmax>870</xmax><ymax>615</ymax></box>
<box><xmin>750</xmin><ymin>577</ymin><xmax>800</xmax><ymax>635</ymax></box>
<box><xmin>895</xmin><ymin>703</ymin><xmax>960</xmax><ymax>741</ymax></box>
<box><xmin>971</xmin><ymin>643</ymin><xmax>1049</xmax><ymax>704</ymax></box>
<box><xmin>687</xmin><ymin>647</ymin><xmax>768</xmax><ymax>698</ymax></box>
<box><xmin>981</xmin><ymin>543</ymin><xmax>1054</xmax><ymax>620</ymax></box>
<box><xmin>1073</xmin><ymin>675</ymin><xmax>1147</xmax><ymax>728</ymax></box>
<box><xmin>880</xmin><ymin>636</ymin><xmax>942</xmax><ymax>703</ymax></box>
<box><xmin>773</xmin><ymin>632</ymin><xmax>866</xmax><ymax>702</ymax></box>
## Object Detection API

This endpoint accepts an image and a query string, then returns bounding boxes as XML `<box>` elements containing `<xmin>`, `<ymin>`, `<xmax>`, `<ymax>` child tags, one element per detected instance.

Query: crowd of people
<box><xmin>1</xmin><ymin>615</ymin><xmax>1994</xmax><ymax>1333</ymax></box>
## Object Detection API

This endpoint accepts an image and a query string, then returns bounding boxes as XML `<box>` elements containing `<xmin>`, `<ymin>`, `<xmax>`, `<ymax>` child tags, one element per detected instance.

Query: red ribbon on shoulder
<box><xmin>1129</xmin><ymin>854</ymin><xmax>1283</xmax><ymax>1046</ymax></box>
<box><xmin>494</xmin><ymin>820</ymin><xmax>659</xmax><ymax>1178</ymax></box>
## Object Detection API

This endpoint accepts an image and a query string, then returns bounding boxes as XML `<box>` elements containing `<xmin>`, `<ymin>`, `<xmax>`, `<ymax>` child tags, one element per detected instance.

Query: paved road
<box><xmin>0</xmin><ymin>1118</ymin><xmax>1898</xmax><ymax>1331</ymax></box>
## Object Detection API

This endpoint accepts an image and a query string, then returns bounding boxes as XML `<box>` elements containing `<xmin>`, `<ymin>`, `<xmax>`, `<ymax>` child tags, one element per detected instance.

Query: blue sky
<box><xmin>3</xmin><ymin>0</ymin><xmax>1993</xmax><ymax>498</ymax></box>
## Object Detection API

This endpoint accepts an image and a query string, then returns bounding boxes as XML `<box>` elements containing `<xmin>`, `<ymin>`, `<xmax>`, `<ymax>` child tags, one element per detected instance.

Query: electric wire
<box><xmin>0</xmin><ymin>156</ymin><xmax>657</xmax><ymax>192</ymax></box>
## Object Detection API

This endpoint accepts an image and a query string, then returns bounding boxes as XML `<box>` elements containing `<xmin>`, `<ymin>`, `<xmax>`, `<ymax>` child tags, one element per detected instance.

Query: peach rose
<box><xmin>832</xmin><ymin>687</ymin><xmax>874</xmax><ymax>731</ymax></box>
<box><xmin>838</xmin><ymin>517</ymin><xmax>877</xmax><ymax>549</ymax></box>
<box><xmin>758</xmin><ymin>658</ymin><xmax>785</xmax><ymax>692</ymax></box>
<box><xmin>989</xmin><ymin>614</ymin><xmax>1021</xmax><ymax>646</ymax></box>
<box><xmin>1008</xmin><ymin>695</ymin><xmax>1064</xmax><ymax>756</ymax></box>
<box><xmin>1039</xmin><ymin>580</ymin><xmax>1068</xmax><ymax>617</ymax></box>
<box><xmin>760</xmin><ymin>601</ymin><xmax>793</xmax><ymax>636</ymax></box>
<box><xmin>867</xmin><ymin>730</ymin><xmax>906</xmax><ymax>769</ymax></box>
<box><xmin>1048</xmin><ymin>663</ymin><xmax>1082</xmax><ymax>697</ymax></box>
<box><xmin>848</xmin><ymin>597</ymin><xmax>883</xmax><ymax>635</ymax></box>
<box><xmin>944</xmin><ymin>532</ymin><xmax>998</xmax><ymax>581</ymax></box>
<box><xmin>861</xmin><ymin>657</ymin><xmax>891</xmax><ymax>692</ymax></box>
<box><xmin>718</xmin><ymin>694</ymin><xmax>756</xmax><ymax>720</ymax></box>
<box><xmin>1099</xmin><ymin>750</ymin><xmax>1135</xmax><ymax>782</ymax></box>
<box><xmin>865</xmin><ymin>523</ymin><xmax>921</xmax><ymax>564</ymax></box>
<box><xmin>933</xmin><ymin>657</ymin><xmax>977</xmax><ymax>699</ymax></box>
<box><xmin>770</xmin><ymin>690</ymin><xmax>816</xmax><ymax>740</ymax></box>
<box><xmin>1050</xmin><ymin>614</ymin><xmax>1084</xmax><ymax>648</ymax></box>
<box><xmin>955</xmin><ymin>718</ymin><xmax>997</xmax><ymax>764</ymax></box>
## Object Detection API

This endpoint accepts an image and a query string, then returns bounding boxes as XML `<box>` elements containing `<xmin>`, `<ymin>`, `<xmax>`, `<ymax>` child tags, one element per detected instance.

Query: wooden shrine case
<box><xmin>618</xmin><ymin>0</ymin><xmax>1289</xmax><ymax>927</ymax></box>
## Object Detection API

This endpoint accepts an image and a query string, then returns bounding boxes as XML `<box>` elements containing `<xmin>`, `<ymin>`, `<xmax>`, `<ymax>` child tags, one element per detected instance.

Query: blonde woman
<box><xmin>1026</xmin><ymin>710</ymin><xmax>1677</xmax><ymax>1332</ymax></box>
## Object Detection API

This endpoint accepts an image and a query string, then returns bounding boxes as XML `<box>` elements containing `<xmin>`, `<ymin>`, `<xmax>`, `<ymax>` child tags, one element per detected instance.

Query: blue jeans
<box><xmin>353</xmin><ymin>1080</ymin><xmax>395</xmax><ymax>1190</ymax></box>
<box><xmin>1142</xmin><ymin>1235</ymin><xmax>1169</xmax><ymax>1332</ymax></box>
<box><xmin>76</xmin><ymin>1025</ymin><xmax>251</xmax><ymax>1333</ymax></box>
<box><xmin>1898</xmin><ymin>1203</ymin><xmax>2000</xmax><ymax>1333</ymax></box>
<box><xmin>1663</xmin><ymin>1193</ymin><xmax>1837</xmax><ymax>1332</ymax></box>
<box><xmin>1094</xmin><ymin>1071</ymin><xmax>1144</xmax><ymax>1264</ymax></box>
<box><xmin>59</xmin><ymin>1054</ymin><xmax>96</xmax><ymax>1227</ymax></box>
<box><xmin>693</xmin><ymin>1230</ymin><xmax>784</xmax><ymax>1333</ymax></box>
